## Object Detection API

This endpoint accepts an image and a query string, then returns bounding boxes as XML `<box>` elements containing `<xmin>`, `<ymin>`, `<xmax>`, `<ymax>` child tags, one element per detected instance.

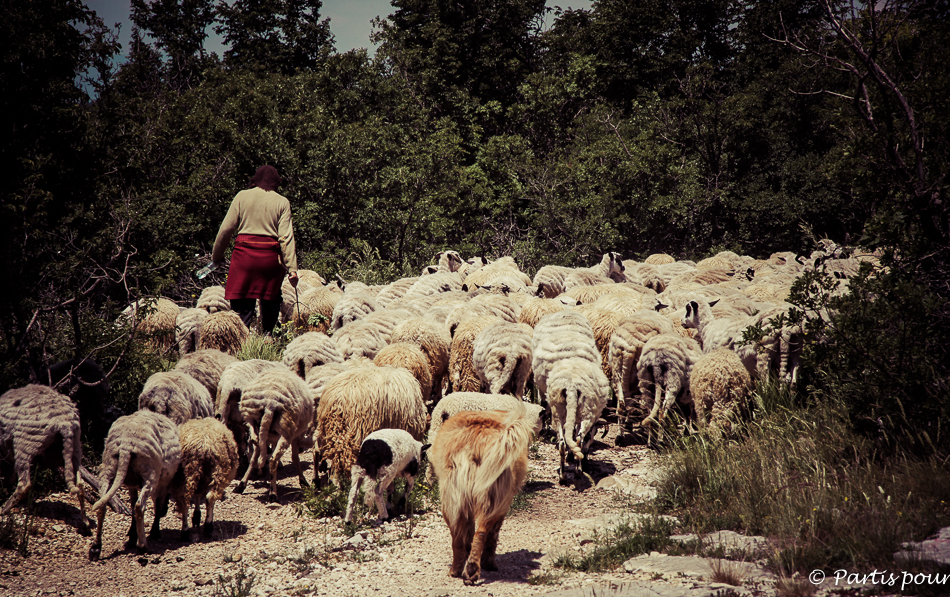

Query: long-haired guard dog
<box><xmin>430</xmin><ymin>403</ymin><xmax>541</xmax><ymax>585</ymax></box>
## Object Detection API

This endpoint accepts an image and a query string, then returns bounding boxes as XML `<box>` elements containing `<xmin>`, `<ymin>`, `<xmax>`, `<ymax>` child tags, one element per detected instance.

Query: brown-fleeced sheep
<box><xmin>197</xmin><ymin>310</ymin><xmax>249</xmax><ymax>356</ymax></box>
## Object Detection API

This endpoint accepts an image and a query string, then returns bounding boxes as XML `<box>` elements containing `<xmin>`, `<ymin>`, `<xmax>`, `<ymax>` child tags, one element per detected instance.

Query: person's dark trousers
<box><xmin>230</xmin><ymin>298</ymin><xmax>281</xmax><ymax>335</ymax></box>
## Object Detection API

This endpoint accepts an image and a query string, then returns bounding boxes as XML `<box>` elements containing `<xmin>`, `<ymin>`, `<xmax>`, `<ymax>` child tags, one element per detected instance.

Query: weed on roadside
<box><xmin>554</xmin><ymin>515</ymin><xmax>676</xmax><ymax>573</ymax></box>
<box><xmin>213</xmin><ymin>562</ymin><xmax>256</xmax><ymax>597</ymax></box>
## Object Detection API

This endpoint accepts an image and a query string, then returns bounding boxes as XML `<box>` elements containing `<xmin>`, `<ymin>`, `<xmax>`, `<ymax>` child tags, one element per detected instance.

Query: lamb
<box><xmin>88</xmin><ymin>410</ymin><xmax>181</xmax><ymax>560</ymax></box>
<box><xmin>607</xmin><ymin>311</ymin><xmax>676</xmax><ymax>443</ymax></box>
<box><xmin>390</xmin><ymin>318</ymin><xmax>452</xmax><ymax>402</ymax></box>
<box><xmin>282</xmin><ymin>331</ymin><xmax>344</xmax><ymax>379</ymax></box>
<box><xmin>196</xmin><ymin>285</ymin><xmax>230</xmax><ymax>313</ymax></box>
<box><xmin>138</xmin><ymin>370</ymin><xmax>214</xmax><ymax>425</ymax></box>
<box><xmin>170</xmin><ymin>417</ymin><xmax>240</xmax><ymax>540</ymax></box>
<box><xmin>343</xmin><ymin>429</ymin><xmax>426</xmax><ymax>525</ymax></box>
<box><xmin>215</xmin><ymin>359</ymin><xmax>288</xmax><ymax>464</ymax></box>
<box><xmin>118</xmin><ymin>297</ymin><xmax>179</xmax><ymax>351</ymax></box>
<box><xmin>315</xmin><ymin>364</ymin><xmax>427</xmax><ymax>486</ymax></box>
<box><xmin>448</xmin><ymin>315</ymin><xmax>504</xmax><ymax>394</ymax></box>
<box><xmin>430</xmin><ymin>404</ymin><xmax>538</xmax><ymax>585</ymax></box>
<box><xmin>375</xmin><ymin>342</ymin><xmax>434</xmax><ymax>402</ymax></box>
<box><xmin>235</xmin><ymin>367</ymin><xmax>314</xmax><ymax>501</ymax></box>
<box><xmin>637</xmin><ymin>333</ymin><xmax>703</xmax><ymax>431</ymax></box>
<box><xmin>174</xmin><ymin>348</ymin><xmax>238</xmax><ymax>399</ymax></box>
<box><xmin>0</xmin><ymin>385</ymin><xmax>89</xmax><ymax>535</ymax></box>
<box><xmin>176</xmin><ymin>307</ymin><xmax>209</xmax><ymax>354</ymax></box>
<box><xmin>689</xmin><ymin>348</ymin><xmax>753</xmax><ymax>437</ymax></box>
<box><xmin>331</xmin><ymin>291</ymin><xmax>378</xmax><ymax>330</ymax></box>
<box><xmin>333</xmin><ymin>320</ymin><xmax>387</xmax><ymax>360</ymax></box>
<box><xmin>472</xmin><ymin>321</ymin><xmax>533</xmax><ymax>399</ymax></box>
<box><xmin>197</xmin><ymin>310</ymin><xmax>249</xmax><ymax>356</ymax></box>
<box><xmin>425</xmin><ymin>392</ymin><xmax>544</xmax><ymax>482</ymax></box>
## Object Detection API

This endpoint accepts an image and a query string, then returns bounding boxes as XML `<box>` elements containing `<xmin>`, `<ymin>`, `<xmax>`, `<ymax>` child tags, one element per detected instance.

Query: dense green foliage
<box><xmin>1</xmin><ymin>0</ymin><xmax>948</xmax><ymax>460</ymax></box>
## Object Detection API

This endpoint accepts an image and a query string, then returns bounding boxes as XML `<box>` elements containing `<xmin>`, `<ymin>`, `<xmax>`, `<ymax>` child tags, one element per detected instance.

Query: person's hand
<box><xmin>289</xmin><ymin>271</ymin><xmax>299</xmax><ymax>288</ymax></box>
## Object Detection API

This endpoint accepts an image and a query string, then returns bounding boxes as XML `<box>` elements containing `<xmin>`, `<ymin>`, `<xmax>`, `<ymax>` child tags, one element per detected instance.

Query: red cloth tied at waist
<box><xmin>224</xmin><ymin>234</ymin><xmax>285</xmax><ymax>301</ymax></box>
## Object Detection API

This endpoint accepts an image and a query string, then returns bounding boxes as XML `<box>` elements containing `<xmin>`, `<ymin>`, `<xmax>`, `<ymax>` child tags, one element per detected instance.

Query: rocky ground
<box><xmin>0</xmin><ymin>423</ymin><xmax>914</xmax><ymax>597</ymax></box>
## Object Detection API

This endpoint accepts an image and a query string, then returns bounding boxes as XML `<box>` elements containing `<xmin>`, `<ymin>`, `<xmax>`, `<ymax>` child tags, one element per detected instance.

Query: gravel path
<box><xmin>0</xmin><ymin>429</ymin><xmax>668</xmax><ymax>597</ymax></box>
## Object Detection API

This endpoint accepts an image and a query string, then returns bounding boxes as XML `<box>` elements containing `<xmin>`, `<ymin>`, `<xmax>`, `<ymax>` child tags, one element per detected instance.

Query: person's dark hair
<box><xmin>249</xmin><ymin>165</ymin><xmax>281</xmax><ymax>191</ymax></box>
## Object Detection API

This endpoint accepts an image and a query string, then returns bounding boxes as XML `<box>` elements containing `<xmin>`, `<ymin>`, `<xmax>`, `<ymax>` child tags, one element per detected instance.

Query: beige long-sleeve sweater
<box><xmin>211</xmin><ymin>187</ymin><xmax>297</xmax><ymax>271</ymax></box>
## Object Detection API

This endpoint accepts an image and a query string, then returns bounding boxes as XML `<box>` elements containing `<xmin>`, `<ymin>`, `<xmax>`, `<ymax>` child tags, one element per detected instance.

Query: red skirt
<box><xmin>225</xmin><ymin>234</ymin><xmax>285</xmax><ymax>301</ymax></box>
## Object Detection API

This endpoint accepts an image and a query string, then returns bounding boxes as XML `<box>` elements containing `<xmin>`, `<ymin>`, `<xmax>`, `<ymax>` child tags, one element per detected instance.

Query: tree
<box><xmin>130</xmin><ymin>0</ymin><xmax>217</xmax><ymax>90</ymax></box>
<box><xmin>215</xmin><ymin>0</ymin><xmax>334</xmax><ymax>74</ymax></box>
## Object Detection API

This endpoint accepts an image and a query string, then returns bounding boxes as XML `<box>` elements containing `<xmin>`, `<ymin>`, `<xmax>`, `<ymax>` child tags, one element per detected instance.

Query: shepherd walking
<box><xmin>212</xmin><ymin>165</ymin><xmax>298</xmax><ymax>335</ymax></box>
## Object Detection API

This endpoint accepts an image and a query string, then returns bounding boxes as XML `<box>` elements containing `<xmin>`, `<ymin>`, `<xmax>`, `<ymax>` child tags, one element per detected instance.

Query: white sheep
<box><xmin>0</xmin><ymin>385</ymin><xmax>89</xmax><ymax>535</ymax></box>
<box><xmin>333</xmin><ymin>320</ymin><xmax>388</xmax><ymax>360</ymax></box>
<box><xmin>544</xmin><ymin>357</ymin><xmax>610</xmax><ymax>484</ymax></box>
<box><xmin>472</xmin><ymin>321</ymin><xmax>533</xmax><ymax>399</ymax></box>
<box><xmin>88</xmin><ymin>410</ymin><xmax>181</xmax><ymax>560</ymax></box>
<box><xmin>331</xmin><ymin>291</ymin><xmax>378</xmax><ymax>330</ymax></box>
<box><xmin>174</xmin><ymin>348</ymin><xmax>238</xmax><ymax>399</ymax></box>
<box><xmin>282</xmin><ymin>331</ymin><xmax>344</xmax><ymax>379</ymax></box>
<box><xmin>235</xmin><ymin>367</ymin><xmax>314</xmax><ymax>501</ymax></box>
<box><xmin>315</xmin><ymin>363</ymin><xmax>427</xmax><ymax>486</ymax></box>
<box><xmin>375</xmin><ymin>277</ymin><xmax>420</xmax><ymax>309</ymax></box>
<box><xmin>138</xmin><ymin>370</ymin><xmax>214</xmax><ymax>426</ymax></box>
<box><xmin>448</xmin><ymin>315</ymin><xmax>504</xmax><ymax>394</ymax></box>
<box><xmin>637</xmin><ymin>333</ymin><xmax>703</xmax><ymax>430</ymax></box>
<box><xmin>343</xmin><ymin>429</ymin><xmax>426</xmax><ymax>525</ymax></box>
<box><xmin>170</xmin><ymin>417</ymin><xmax>240</xmax><ymax>540</ymax></box>
<box><xmin>196</xmin><ymin>285</ymin><xmax>230</xmax><ymax>313</ymax></box>
<box><xmin>283</xmin><ymin>285</ymin><xmax>340</xmax><ymax>333</ymax></box>
<box><xmin>403</xmin><ymin>271</ymin><xmax>464</xmax><ymax>301</ymax></box>
<box><xmin>607</xmin><ymin>311</ymin><xmax>675</xmax><ymax>443</ymax></box>
<box><xmin>176</xmin><ymin>307</ymin><xmax>209</xmax><ymax>354</ymax></box>
<box><xmin>531</xmin><ymin>310</ymin><xmax>601</xmax><ymax>400</ymax></box>
<box><xmin>215</xmin><ymin>359</ymin><xmax>288</xmax><ymax>466</ymax></box>
<box><xmin>359</xmin><ymin>307</ymin><xmax>419</xmax><ymax>344</ymax></box>
<box><xmin>518</xmin><ymin>296</ymin><xmax>572</xmax><ymax>327</ymax></box>
<box><xmin>532</xmin><ymin>265</ymin><xmax>574</xmax><ymax>298</ymax></box>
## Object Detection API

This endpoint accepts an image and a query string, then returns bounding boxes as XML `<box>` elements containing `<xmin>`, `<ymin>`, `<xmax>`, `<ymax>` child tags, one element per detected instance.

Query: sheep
<box><xmin>235</xmin><ymin>367</ymin><xmax>314</xmax><ymax>501</ymax></box>
<box><xmin>425</xmin><ymin>393</ymin><xmax>544</xmax><ymax>483</ymax></box>
<box><xmin>644</xmin><ymin>253</ymin><xmax>675</xmax><ymax>265</ymax></box>
<box><xmin>562</xmin><ymin>270</ymin><xmax>614</xmax><ymax>292</ymax></box>
<box><xmin>462</xmin><ymin>256</ymin><xmax>532</xmax><ymax>291</ymax></box>
<box><xmin>583</xmin><ymin>291</ymin><xmax>645</xmax><ymax>317</ymax></box>
<box><xmin>176</xmin><ymin>307</ymin><xmax>209</xmax><ymax>354</ymax></box>
<box><xmin>315</xmin><ymin>364</ymin><xmax>427</xmax><ymax>486</ymax></box>
<box><xmin>689</xmin><ymin>348</ymin><xmax>753</xmax><ymax>437</ymax></box>
<box><xmin>448</xmin><ymin>315</ymin><xmax>504</xmax><ymax>394</ymax></box>
<box><xmin>282</xmin><ymin>331</ymin><xmax>344</xmax><ymax>379</ymax></box>
<box><xmin>170</xmin><ymin>417</ymin><xmax>239</xmax><ymax>540</ymax></box>
<box><xmin>138</xmin><ymin>370</ymin><xmax>214</xmax><ymax>426</ymax></box>
<box><xmin>544</xmin><ymin>357</ymin><xmax>610</xmax><ymax>483</ymax></box>
<box><xmin>565</xmin><ymin>283</ymin><xmax>629</xmax><ymax>305</ymax></box>
<box><xmin>174</xmin><ymin>348</ymin><xmax>238</xmax><ymax>399</ymax></box>
<box><xmin>580</xmin><ymin>307</ymin><xmax>626</xmax><ymax>379</ymax></box>
<box><xmin>296</xmin><ymin>269</ymin><xmax>328</xmax><ymax>287</ymax></box>
<box><xmin>305</xmin><ymin>361</ymin><xmax>354</xmax><ymax>405</ymax></box>
<box><xmin>637</xmin><ymin>333</ymin><xmax>703</xmax><ymax>431</ymax></box>
<box><xmin>471</xmin><ymin>292</ymin><xmax>521</xmax><ymax>323</ymax></box>
<box><xmin>390</xmin><ymin>317</ymin><xmax>452</xmax><ymax>402</ymax></box>
<box><xmin>88</xmin><ymin>410</ymin><xmax>181</xmax><ymax>560</ymax></box>
<box><xmin>624</xmin><ymin>262</ymin><xmax>666</xmax><ymax>293</ymax></box>
<box><xmin>333</xmin><ymin>320</ymin><xmax>387</xmax><ymax>360</ymax></box>
<box><xmin>283</xmin><ymin>285</ymin><xmax>340</xmax><ymax>333</ymax></box>
<box><xmin>196</xmin><ymin>285</ymin><xmax>230</xmax><ymax>313</ymax></box>
<box><xmin>343</xmin><ymin>429</ymin><xmax>426</xmax><ymax>525</ymax></box>
<box><xmin>472</xmin><ymin>321</ymin><xmax>533</xmax><ymax>399</ymax></box>
<box><xmin>331</xmin><ymin>291</ymin><xmax>378</xmax><ymax>330</ymax></box>
<box><xmin>375</xmin><ymin>342</ymin><xmax>434</xmax><ymax>403</ymax></box>
<box><xmin>607</xmin><ymin>311</ymin><xmax>676</xmax><ymax>443</ymax></box>
<box><xmin>681</xmin><ymin>296</ymin><xmax>780</xmax><ymax>379</ymax></box>
<box><xmin>215</xmin><ymin>359</ymin><xmax>288</xmax><ymax>464</ymax></box>
<box><xmin>118</xmin><ymin>297</ymin><xmax>179</xmax><ymax>351</ymax></box>
<box><xmin>403</xmin><ymin>271</ymin><xmax>464</xmax><ymax>301</ymax></box>
<box><xmin>359</xmin><ymin>307</ymin><xmax>418</xmax><ymax>344</ymax></box>
<box><xmin>0</xmin><ymin>385</ymin><xmax>89</xmax><ymax>534</ymax></box>
<box><xmin>532</xmin><ymin>265</ymin><xmax>574</xmax><ymax>298</ymax></box>
<box><xmin>518</xmin><ymin>296</ymin><xmax>572</xmax><ymax>327</ymax></box>
<box><xmin>446</xmin><ymin>302</ymin><xmax>504</xmax><ymax>339</ymax></box>
<box><xmin>531</xmin><ymin>310</ymin><xmax>601</xmax><ymax>401</ymax></box>
<box><xmin>375</xmin><ymin>277</ymin><xmax>420</xmax><ymax>309</ymax></box>
<box><xmin>430</xmin><ymin>404</ymin><xmax>538</xmax><ymax>585</ymax></box>
<box><xmin>197</xmin><ymin>310</ymin><xmax>249</xmax><ymax>356</ymax></box>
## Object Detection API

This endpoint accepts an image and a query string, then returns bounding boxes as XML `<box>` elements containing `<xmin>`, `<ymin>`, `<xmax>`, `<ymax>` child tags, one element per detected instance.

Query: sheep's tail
<box><xmin>58</xmin><ymin>421</ymin><xmax>81</xmax><ymax>496</ymax></box>
<box><xmin>499</xmin><ymin>353</ymin><xmax>519</xmax><ymax>395</ymax></box>
<box><xmin>257</xmin><ymin>406</ymin><xmax>277</xmax><ymax>471</ymax></box>
<box><xmin>563</xmin><ymin>387</ymin><xmax>585</xmax><ymax>460</ymax></box>
<box><xmin>92</xmin><ymin>447</ymin><xmax>132</xmax><ymax>512</ymax></box>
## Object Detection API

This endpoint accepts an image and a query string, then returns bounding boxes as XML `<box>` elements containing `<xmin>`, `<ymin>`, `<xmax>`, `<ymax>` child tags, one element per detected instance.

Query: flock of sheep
<box><xmin>0</xmin><ymin>240</ymin><xmax>876</xmax><ymax>580</ymax></box>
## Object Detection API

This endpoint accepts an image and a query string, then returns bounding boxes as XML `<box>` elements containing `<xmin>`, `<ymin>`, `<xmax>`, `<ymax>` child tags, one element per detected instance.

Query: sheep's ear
<box><xmin>536</xmin><ymin>283</ymin><xmax>546</xmax><ymax>297</ymax></box>
<box><xmin>655</xmin><ymin>300</ymin><xmax>669</xmax><ymax>311</ymax></box>
<box><xmin>709</xmin><ymin>299</ymin><xmax>720</xmax><ymax>308</ymax></box>
<box><xmin>420</xmin><ymin>443</ymin><xmax>431</xmax><ymax>457</ymax></box>
<box><xmin>461</xmin><ymin>284</ymin><xmax>469</xmax><ymax>292</ymax></box>
<box><xmin>685</xmin><ymin>303</ymin><xmax>692</xmax><ymax>316</ymax></box>
<box><xmin>689</xmin><ymin>300</ymin><xmax>699</xmax><ymax>313</ymax></box>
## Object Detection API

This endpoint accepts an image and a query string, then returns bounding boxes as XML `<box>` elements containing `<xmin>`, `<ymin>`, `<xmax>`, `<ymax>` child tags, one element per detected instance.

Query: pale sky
<box><xmin>85</xmin><ymin>1</ymin><xmax>594</xmax><ymax>62</ymax></box>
